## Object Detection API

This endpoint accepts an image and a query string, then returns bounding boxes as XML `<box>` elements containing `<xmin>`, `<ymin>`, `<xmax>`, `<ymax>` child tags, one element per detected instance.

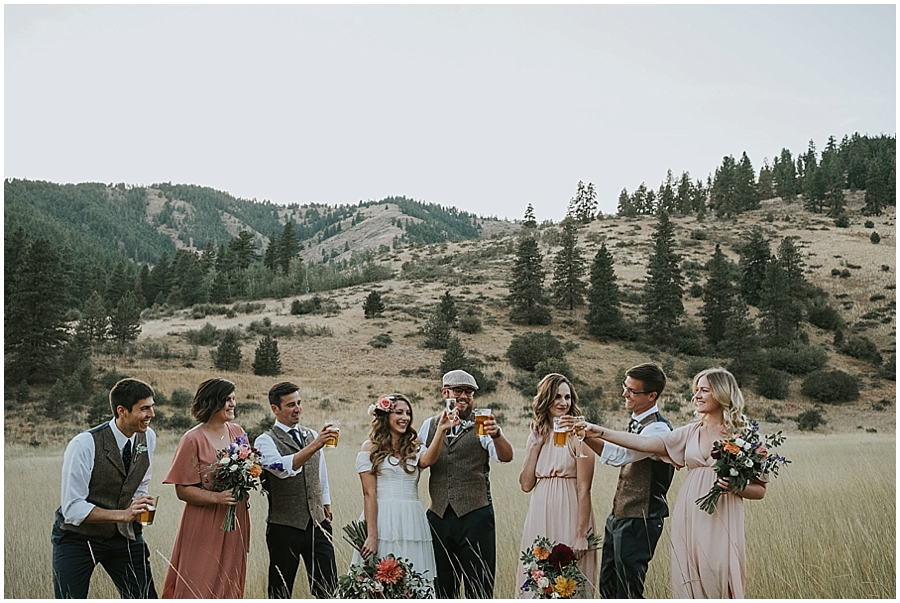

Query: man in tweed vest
<box><xmin>254</xmin><ymin>382</ymin><xmax>338</xmax><ymax>598</ymax></box>
<box><xmin>52</xmin><ymin>378</ymin><xmax>158</xmax><ymax>599</ymax></box>
<box><xmin>582</xmin><ymin>363</ymin><xmax>674</xmax><ymax>598</ymax></box>
<box><xmin>419</xmin><ymin>370</ymin><xmax>514</xmax><ymax>598</ymax></box>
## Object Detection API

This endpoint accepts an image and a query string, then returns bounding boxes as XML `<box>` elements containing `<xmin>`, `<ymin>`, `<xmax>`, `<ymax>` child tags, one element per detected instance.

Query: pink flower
<box><xmin>238</xmin><ymin>447</ymin><xmax>250</xmax><ymax>459</ymax></box>
<box><xmin>375</xmin><ymin>396</ymin><xmax>395</xmax><ymax>413</ymax></box>
<box><xmin>531</xmin><ymin>569</ymin><xmax>545</xmax><ymax>580</ymax></box>
<box><xmin>756</xmin><ymin>445</ymin><xmax>769</xmax><ymax>458</ymax></box>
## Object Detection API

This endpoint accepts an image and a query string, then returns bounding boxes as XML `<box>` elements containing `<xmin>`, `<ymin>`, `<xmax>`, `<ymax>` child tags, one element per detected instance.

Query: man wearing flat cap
<box><xmin>419</xmin><ymin>369</ymin><xmax>514</xmax><ymax>598</ymax></box>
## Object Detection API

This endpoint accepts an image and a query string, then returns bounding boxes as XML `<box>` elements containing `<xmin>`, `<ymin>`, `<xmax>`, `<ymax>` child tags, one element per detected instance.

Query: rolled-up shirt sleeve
<box><xmin>319</xmin><ymin>450</ymin><xmax>331</xmax><ymax>506</ymax></box>
<box><xmin>598</xmin><ymin>421</ymin><xmax>672</xmax><ymax>467</ymax></box>
<box><xmin>255</xmin><ymin>432</ymin><xmax>302</xmax><ymax>478</ymax></box>
<box><xmin>60</xmin><ymin>432</ymin><xmax>97</xmax><ymax>525</ymax></box>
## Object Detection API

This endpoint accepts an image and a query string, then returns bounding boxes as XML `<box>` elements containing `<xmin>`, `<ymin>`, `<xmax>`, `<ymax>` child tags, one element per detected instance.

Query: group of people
<box><xmin>52</xmin><ymin>363</ymin><xmax>767</xmax><ymax>599</ymax></box>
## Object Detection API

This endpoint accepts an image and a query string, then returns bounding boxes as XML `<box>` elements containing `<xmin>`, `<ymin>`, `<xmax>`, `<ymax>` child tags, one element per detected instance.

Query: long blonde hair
<box><xmin>368</xmin><ymin>394</ymin><xmax>419</xmax><ymax>475</ymax></box>
<box><xmin>692</xmin><ymin>367</ymin><xmax>748</xmax><ymax>433</ymax></box>
<box><xmin>532</xmin><ymin>373</ymin><xmax>582</xmax><ymax>436</ymax></box>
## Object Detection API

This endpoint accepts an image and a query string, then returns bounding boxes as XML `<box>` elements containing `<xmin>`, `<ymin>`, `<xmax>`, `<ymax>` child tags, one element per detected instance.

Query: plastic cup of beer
<box><xmin>553</xmin><ymin>417</ymin><xmax>568</xmax><ymax>447</ymax></box>
<box><xmin>325</xmin><ymin>420</ymin><xmax>340</xmax><ymax>448</ymax></box>
<box><xmin>139</xmin><ymin>496</ymin><xmax>159</xmax><ymax>526</ymax></box>
<box><xmin>475</xmin><ymin>408</ymin><xmax>491</xmax><ymax>436</ymax></box>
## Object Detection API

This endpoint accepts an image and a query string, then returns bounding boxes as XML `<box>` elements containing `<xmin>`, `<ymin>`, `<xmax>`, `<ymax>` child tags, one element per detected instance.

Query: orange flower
<box><xmin>534</xmin><ymin>546</ymin><xmax>550</xmax><ymax>560</ymax></box>
<box><xmin>543</xmin><ymin>585</ymin><xmax>556</xmax><ymax>596</ymax></box>
<box><xmin>723</xmin><ymin>442</ymin><xmax>740</xmax><ymax>455</ymax></box>
<box><xmin>375</xmin><ymin>557</ymin><xmax>405</xmax><ymax>585</ymax></box>
<box><xmin>554</xmin><ymin>576</ymin><xmax>577</xmax><ymax>598</ymax></box>
<box><xmin>249</xmin><ymin>464</ymin><xmax>262</xmax><ymax>478</ymax></box>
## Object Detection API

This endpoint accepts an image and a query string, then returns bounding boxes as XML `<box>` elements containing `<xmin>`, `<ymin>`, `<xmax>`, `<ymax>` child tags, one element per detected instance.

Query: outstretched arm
<box><xmin>573</xmin><ymin>451</ymin><xmax>594</xmax><ymax>553</ymax></box>
<box><xmin>579</xmin><ymin>422</ymin><xmax>668</xmax><ymax>457</ymax></box>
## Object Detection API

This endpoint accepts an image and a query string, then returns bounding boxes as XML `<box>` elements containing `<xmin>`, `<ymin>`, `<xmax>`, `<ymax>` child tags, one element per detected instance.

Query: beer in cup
<box><xmin>325</xmin><ymin>420</ymin><xmax>340</xmax><ymax>448</ymax></box>
<box><xmin>553</xmin><ymin>417</ymin><xmax>568</xmax><ymax>447</ymax></box>
<box><xmin>475</xmin><ymin>408</ymin><xmax>491</xmax><ymax>436</ymax></box>
<box><xmin>139</xmin><ymin>496</ymin><xmax>159</xmax><ymax>526</ymax></box>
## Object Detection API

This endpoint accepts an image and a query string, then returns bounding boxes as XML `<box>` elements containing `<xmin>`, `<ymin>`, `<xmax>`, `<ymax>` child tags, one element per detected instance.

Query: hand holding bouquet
<box><xmin>206</xmin><ymin>433</ymin><xmax>267</xmax><ymax>531</ymax></box>
<box><xmin>696</xmin><ymin>421</ymin><xmax>790</xmax><ymax>514</ymax></box>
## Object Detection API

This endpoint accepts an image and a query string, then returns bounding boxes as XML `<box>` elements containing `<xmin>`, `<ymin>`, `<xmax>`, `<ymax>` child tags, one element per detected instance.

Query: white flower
<box><xmin>729</xmin><ymin>468</ymin><xmax>739</xmax><ymax>476</ymax></box>
<box><xmin>537</xmin><ymin>577</ymin><xmax>550</xmax><ymax>589</ymax></box>
<box><xmin>745</xmin><ymin>458</ymin><xmax>754</xmax><ymax>467</ymax></box>
<box><xmin>367</xmin><ymin>404</ymin><xmax>377</xmax><ymax>416</ymax></box>
<box><xmin>230</xmin><ymin>464</ymin><xmax>240</xmax><ymax>472</ymax></box>
<box><xmin>551</xmin><ymin>592</ymin><xmax>560</xmax><ymax>599</ymax></box>
<box><xmin>734</xmin><ymin>438</ymin><xmax>746</xmax><ymax>448</ymax></box>
<box><xmin>134</xmin><ymin>443</ymin><xmax>149</xmax><ymax>456</ymax></box>
<box><xmin>218</xmin><ymin>457</ymin><xmax>230</xmax><ymax>465</ymax></box>
<box><xmin>743</xmin><ymin>442</ymin><xmax>752</xmax><ymax>451</ymax></box>
<box><xmin>525</xmin><ymin>561</ymin><xmax>537</xmax><ymax>571</ymax></box>
<box><xmin>244</xmin><ymin>460</ymin><xmax>254</xmax><ymax>469</ymax></box>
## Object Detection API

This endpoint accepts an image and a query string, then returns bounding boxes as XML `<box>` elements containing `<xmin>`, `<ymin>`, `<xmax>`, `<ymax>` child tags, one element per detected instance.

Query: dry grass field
<box><xmin>4</xmin><ymin>196</ymin><xmax>895</xmax><ymax>598</ymax></box>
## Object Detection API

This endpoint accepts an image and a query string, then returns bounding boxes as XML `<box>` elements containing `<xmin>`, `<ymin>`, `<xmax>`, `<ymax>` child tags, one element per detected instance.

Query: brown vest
<box><xmin>612</xmin><ymin>412</ymin><xmax>674</xmax><ymax>520</ymax></box>
<box><xmin>61</xmin><ymin>423</ymin><xmax>150</xmax><ymax>540</ymax></box>
<box><xmin>263</xmin><ymin>426</ymin><xmax>325</xmax><ymax>529</ymax></box>
<box><xmin>425</xmin><ymin>416</ymin><xmax>491</xmax><ymax>518</ymax></box>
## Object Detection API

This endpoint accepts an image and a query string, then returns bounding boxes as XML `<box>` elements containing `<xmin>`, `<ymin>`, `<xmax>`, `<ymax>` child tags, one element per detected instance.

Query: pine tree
<box><xmin>775</xmin><ymin>237</ymin><xmax>806</xmax><ymax>296</ymax></box>
<box><xmin>738</xmin><ymin>228</ymin><xmax>771</xmax><ymax>306</ymax></box>
<box><xmin>568</xmin><ymin>181</ymin><xmax>597</xmax><ymax>223</ymax></box>
<box><xmin>278</xmin><ymin>221</ymin><xmax>301</xmax><ymax>274</ymax></box>
<box><xmin>79</xmin><ymin>291</ymin><xmax>109</xmax><ymax>342</ymax></box>
<box><xmin>642</xmin><ymin>211</ymin><xmax>685</xmax><ymax>338</ymax></box>
<box><xmin>825</xmin><ymin>184</ymin><xmax>847</xmax><ymax>219</ymax></box>
<box><xmin>719</xmin><ymin>298</ymin><xmax>758</xmax><ymax>371</ymax></box>
<box><xmin>437</xmin><ymin>290</ymin><xmax>458</xmax><ymax>327</ymax></box>
<box><xmin>699</xmin><ymin>244</ymin><xmax>737</xmax><ymax>347</ymax></box>
<box><xmin>508</xmin><ymin>235</ymin><xmax>551</xmax><ymax>325</ymax></box>
<box><xmin>758</xmin><ymin>259</ymin><xmax>802</xmax><ymax>348</ymax></box>
<box><xmin>863</xmin><ymin>155</ymin><xmax>888</xmax><ymax>216</ymax></box>
<box><xmin>735</xmin><ymin>152</ymin><xmax>759</xmax><ymax>211</ymax></box>
<box><xmin>585</xmin><ymin>243</ymin><xmax>624</xmax><ymax>338</ymax></box>
<box><xmin>523</xmin><ymin>204</ymin><xmax>538</xmax><ymax>229</ymax></box>
<box><xmin>551</xmin><ymin>219</ymin><xmax>587</xmax><ymax>311</ymax></box>
<box><xmin>252</xmin><ymin>335</ymin><xmax>282</xmax><ymax>376</ymax></box>
<box><xmin>109</xmin><ymin>291</ymin><xmax>142</xmax><ymax>346</ymax></box>
<box><xmin>439</xmin><ymin>336</ymin><xmax>468</xmax><ymax>375</ymax></box>
<box><xmin>676</xmin><ymin>171</ymin><xmax>693</xmax><ymax>215</ymax></box>
<box><xmin>212</xmin><ymin>330</ymin><xmax>243</xmax><ymax>370</ymax></box>
<box><xmin>658</xmin><ymin>170</ymin><xmax>676</xmax><ymax>215</ymax></box>
<box><xmin>363</xmin><ymin>290</ymin><xmax>385</xmax><ymax>318</ymax></box>
<box><xmin>106</xmin><ymin>261</ymin><xmax>134</xmax><ymax>312</ymax></box>
<box><xmin>772</xmin><ymin>148</ymin><xmax>798</xmax><ymax>201</ymax></box>
<box><xmin>617</xmin><ymin>188</ymin><xmax>635</xmax><ymax>217</ymax></box>
<box><xmin>711</xmin><ymin>155</ymin><xmax>738</xmax><ymax>217</ymax></box>
<box><xmin>757</xmin><ymin>159</ymin><xmax>774</xmax><ymax>200</ymax></box>
<box><xmin>264</xmin><ymin>232</ymin><xmax>279</xmax><ymax>271</ymax></box>
<box><xmin>422</xmin><ymin>311</ymin><xmax>451</xmax><ymax>349</ymax></box>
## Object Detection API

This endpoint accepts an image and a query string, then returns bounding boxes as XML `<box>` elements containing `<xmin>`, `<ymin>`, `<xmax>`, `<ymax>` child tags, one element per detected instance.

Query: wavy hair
<box><xmin>368</xmin><ymin>394</ymin><xmax>419</xmax><ymax>476</ymax></box>
<box><xmin>691</xmin><ymin>367</ymin><xmax>748</xmax><ymax>433</ymax></box>
<box><xmin>532</xmin><ymin>373</ymin><xmax>581</xmax><ymax>437</ymax></box>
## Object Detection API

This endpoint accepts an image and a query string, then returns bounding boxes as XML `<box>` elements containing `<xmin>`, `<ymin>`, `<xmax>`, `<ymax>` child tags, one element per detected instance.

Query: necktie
<box><xmin>122</xmin><ymin>440</ymin><xmax>132</xmax><ymax>474</ymax></box>
<box><xmin>289</xmin><ymin>429</ymin><xmax>304</xmax><ymax>448</ymax></box>
<box><xmin>628</xmin><ymin>419</ymin><xmax>641</xmax><ymax>434</ymax></box>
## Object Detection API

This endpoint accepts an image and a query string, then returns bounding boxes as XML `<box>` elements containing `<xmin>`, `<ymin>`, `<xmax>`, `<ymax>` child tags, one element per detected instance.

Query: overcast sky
<box><xmin>5</xmin><ymin>4</ymin><xmax>896</xmax><ymax>222</ymax></box>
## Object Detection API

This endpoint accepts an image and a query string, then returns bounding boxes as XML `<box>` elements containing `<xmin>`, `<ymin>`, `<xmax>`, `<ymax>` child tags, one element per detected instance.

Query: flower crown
<box><xmin>368</xmin><ymin>395</ymin><xmax>396</xmax><ymax>416</ymax></box>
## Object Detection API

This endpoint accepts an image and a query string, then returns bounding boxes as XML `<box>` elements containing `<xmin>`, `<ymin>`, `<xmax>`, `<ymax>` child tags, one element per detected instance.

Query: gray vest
<box><xmin>612</xmin><ymin>412</ymin><xmax>674</xmax><ymax>520</ymax></box>
<box><xmin>425</xmin><ymin>415</ymin><xmax>491</xmax><ymax>518</ymax></box>
<box><xmin>60</xmin><ymin>423</ymin><xmax>150</xmax><ymax>540</ymax></box>
<box><xmin>263</xmin><ymin>426</ymin><xmax>325</xmax><ymax>529</ymax></box>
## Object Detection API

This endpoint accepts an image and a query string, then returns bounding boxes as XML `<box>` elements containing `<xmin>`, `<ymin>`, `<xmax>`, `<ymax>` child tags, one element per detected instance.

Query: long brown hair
<box><xmin>532</xmin><ymin>373</ymin><xmax>581</xmax><ymax>436</ymax></box>
<box><xmin>368</xmin><ymin>394</ymin><xmax>419</xmax><ymax>475</ymax></box>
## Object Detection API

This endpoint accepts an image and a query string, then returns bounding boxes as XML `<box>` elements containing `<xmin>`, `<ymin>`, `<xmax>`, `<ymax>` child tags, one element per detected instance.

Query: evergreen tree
<box><xmin>863</xmin><ymin>155</ymin><xmax>888</xmax><ymax>216</ymax></box>
<box><xmin>363</xmin><ymin>290</ymin><xmax>385</xmax><ymax>318</ymax></box>
<box><xmin>775</xmin><ymin>237</ymin><xmax>807</xmax><ymax>296</ymax></box>
<box><xmin>508</xmin><ymin>235</ymin><xmax>551</xmax><ymax>325</ymax></box>
<box><xmin>264</xmin><ymin>232</ymin><xmax>279</xmax><ymax>271</ymax></box>
<box><xmin>439</xmin><ymin>336</ymin><xmax>468</xmax><ymax>375</ymax></box>
<box><xmin>711</xmin><ymin>155</ymin><xmax>738</xmax><ymax>217</ymax></box>
<box><xmin>569</xmin><ymin>181</ymin><xmax>598</xmax><ymax>223</ymax></box>
<box><xmin>719</xmin><ymin>297</ymin><xmax>758</xmax><ymax>374</ymax></box>
<box><xmin>825</xmin><ymin>184</ymin><xmax>847</xmax><ymax>219</ymax></box>
<box><xmin>641</xmin><ymin>211</ymin><xmax>685</xmax><ymax>338</ymax></box>
<box><xmin>617</xmin><ymin>188</ymin><xmax>636</xmax><ymax>217</ymax></box>
<box><xmin>658</xmin><ymin>170</ymin><xmax>676</xmax><ymax>215</ymax></box>
<box><xmin>146</xmin><ymin>250</ymin><xmax>172</xmax><ymax>306</ymax></box>
<box><xmin>109</xmin><ymin>291</ymin><xmax>142</xmax><ymax>345</ymax></box>
<box><xmin>585</xmin><ymin>242</ymin><xmax>624</xmax><ymax>338</ymax></box>
<box><xmin>772</xmin><ymin>148</ymin><xmax>798</xmax><ymax>201</ymax></box>
<box><xmin>523</xmin><ymin>204</ymin><xmax>538</xmax><ymax>228</ymax></box>
<box><xmin>550</xmin><ymin>219</ymin><xmax>587</xmax><ymax>311</ymax></box>
<box><xmin>106</xmin><ymin>261</ymin><xmax>134</xmax><ymax>312</ymax></box>
<box><xmin>79</xmin><ymin>291</ymin><xmax>109</xmax><ymax>342</ymax></box>
<box><xmin>676</xmin><ymin>171</ymin><xmax>693</xmax><ymax>215</ymax></box>
<box><xmin>437</xmin><ymin>290</ymin><xmax>458</xmax><ymax>327</ymax></box>
<box><xmin>422</xmin><ymin>311</ymin><xmax>451</xmax><ymax>349</ymax></box>
<box><xmin>758</xmin><ymin>259</ymin><xmax>802</xmax><ymax>348</ymax></box>
<box><xmin>757</xmin><ymin>159</ymin><xmax>774</xmax><ymax>200</ymax></box>
<box><xmin>738</xmin><ymin>228</ymin><xmax>771</xmax><ymax>306</ymax></box>
<box><xmin>735</xmin><ymin>152</ymin><xmax>759</xmax><ymax>211</ymax></box>
<box><xmin>277</xmin><ymin>221</ymin><xmax>301</xmax><ymax>274</ymax></box>
<box><xmin>212</xmin><ymin>330</ymin><xmax>243</xmax><ymax>370</ymax></box>
<box><xmin>252</xmin><ymin>335</ymin><xmax>282</xmax><ymax>376</ymax></box>
<box><xmin>699</xmin><ymin>244</ymin><xmax>736</xmax><ymax>347</ymax></box>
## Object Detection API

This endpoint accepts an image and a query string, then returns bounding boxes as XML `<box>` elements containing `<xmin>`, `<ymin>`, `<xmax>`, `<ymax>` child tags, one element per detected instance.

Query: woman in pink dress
<box><xmin>517</xmin><ymin>373</ymin><xmax>598</xmax><ymax>598</ymax></box>
<box><xmin>162</xmin><ymin>378</ymin><xmax>251</xmax><ymax>598</ymax></box>
<box><xmin>578</xmin><ymin>367</ymin><xmax>767</xmax><ymax>598</ymax></box>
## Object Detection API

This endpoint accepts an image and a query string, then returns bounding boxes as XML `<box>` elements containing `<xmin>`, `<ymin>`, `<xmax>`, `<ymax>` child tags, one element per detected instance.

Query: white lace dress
<box><xmin>351</xmin><ymin>445</ymin><xmax>437</xmax><ymax>589</ymax></box>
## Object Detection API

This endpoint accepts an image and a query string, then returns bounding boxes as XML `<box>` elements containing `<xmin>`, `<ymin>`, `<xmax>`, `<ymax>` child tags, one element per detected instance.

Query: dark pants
<box><xmin>427</xmin><ymin>506</ymin><xmax>495</xmax><ymax>599</ymax></box>
<box><xmin>51</xmin><ymin>517</ymin><xmax>157</xmax><ymax>599</ymax></box>
<box><xmin>266</xmin><ymin>519</ymin><xmax>337</xmax><ymax>599</ymax></box>
<box><xmin>599</xmin><ymin>513</ymin><xmax>664</xmax><ymax>599</ymax></box>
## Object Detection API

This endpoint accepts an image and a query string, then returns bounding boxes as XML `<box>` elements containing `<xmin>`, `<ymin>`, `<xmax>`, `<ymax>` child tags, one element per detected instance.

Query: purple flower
<box><xmin>266</xmin><ymin>462</ymin><xmax>285</xmax><ymax>472</ymax></box>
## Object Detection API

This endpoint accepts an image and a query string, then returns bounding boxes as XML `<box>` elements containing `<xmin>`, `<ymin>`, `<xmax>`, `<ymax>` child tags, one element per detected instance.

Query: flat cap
<box><xmin>442</xmin><ymin>369</ymin><xmax>479</xmax><ymax>390</ymax></box>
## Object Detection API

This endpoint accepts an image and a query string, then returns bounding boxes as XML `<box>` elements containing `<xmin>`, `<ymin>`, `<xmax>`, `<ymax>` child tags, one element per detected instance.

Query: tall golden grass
<box><xmin>5</xmin><ymin>430</ymin><xmax>893</xmax><ymax>598</ymax></box>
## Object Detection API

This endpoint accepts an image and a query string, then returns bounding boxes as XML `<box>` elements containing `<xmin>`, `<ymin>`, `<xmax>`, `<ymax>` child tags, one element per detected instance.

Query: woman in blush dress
<box><xmin>162</xmin><ymin>378</ymin><xmax>251</xmax><ymax>599</ymax></box>
<box><xmin>517</xmin><ymin>373</ymin><xmax>598</xmax><ymax>598</ymax></box>
<box><xmin>578</xmin><ymin>367</ymin><xmax>767</xmax><ymax>598</ymax></box>
<box><xmin>351</xmin><ymin>394</ymin><xmax>454</xmax><ymax>595</ymax></box>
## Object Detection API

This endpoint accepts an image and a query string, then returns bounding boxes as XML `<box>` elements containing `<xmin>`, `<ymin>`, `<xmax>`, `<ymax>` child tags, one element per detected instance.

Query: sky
<box><xmin>4</xmin><ymin>4</ymin><xmax>896</xmax><ymax>222</ymax></box>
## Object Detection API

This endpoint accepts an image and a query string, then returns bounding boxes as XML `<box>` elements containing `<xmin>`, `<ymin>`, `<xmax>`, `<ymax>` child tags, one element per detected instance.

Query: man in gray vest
<box><xmin>420</xmin><ymin>370</ymin><xmax>514</xmax><ymax>598</ymax></box>
<box><xmin>254</xmin><ymin>381</ymin><xmax>338</xmax><ymax>598</ymax></box>
<box><xmin>52</xmin><ymin>378</ymin><xmax>158</xmax><ymax>599</ymax></box>
<box><xmin>580</xmin><ymin>363</ymin><xmax>674</xmax><ymax>598</ymax></box>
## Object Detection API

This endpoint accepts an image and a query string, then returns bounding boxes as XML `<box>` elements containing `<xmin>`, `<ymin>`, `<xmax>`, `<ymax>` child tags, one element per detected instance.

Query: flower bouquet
<box><xmin>519</xmin><ymin>533</ymin><xmax>601</xmax><ymax>599</ymax></box>
<box><xmin>696</xmin><ymin>420</ymin><xmax>790</xmax><ymax>514</ymax></box>
<box><xmin>338</xmin><ymin>520</ymin><xmax>434</xmax><ymax>599</ymax></box>
<box><xmin>206</xmin><ymin>433</ymin><xmax>267</xmax><ymax>531</ymax></box>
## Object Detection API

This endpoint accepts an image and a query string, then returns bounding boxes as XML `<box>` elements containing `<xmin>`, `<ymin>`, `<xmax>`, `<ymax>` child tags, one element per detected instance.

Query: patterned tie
<box><xmin>122</xmin><ymin>439</ymin><xmax>132</xmax><ymax>474</ymax></box>
<box><xmin>289</xmin><ymin>428</ymin><xmax>305</xmax><ymax>449</ymax></box>
<box><xmin>628</xmin><ymin>419</ymin><xmax>641</xmax><ymax>434</ymax></box>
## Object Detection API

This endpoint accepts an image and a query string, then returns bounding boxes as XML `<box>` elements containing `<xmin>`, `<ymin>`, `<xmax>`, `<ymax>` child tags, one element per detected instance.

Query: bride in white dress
<box><xmin>352</xmin><ymin>393</ymin><xmax>454</xmax><ymax>591</ymax></box>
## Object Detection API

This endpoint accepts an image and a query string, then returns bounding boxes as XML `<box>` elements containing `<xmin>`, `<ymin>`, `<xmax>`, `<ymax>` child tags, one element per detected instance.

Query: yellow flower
<box><xmin>554</xmin><ymin>576</ymin><xmax>577</xmax><ymax>598</ymax></box>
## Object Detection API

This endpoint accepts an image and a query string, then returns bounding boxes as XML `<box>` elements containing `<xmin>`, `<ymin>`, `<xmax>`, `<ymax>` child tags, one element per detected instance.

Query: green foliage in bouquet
<box><xmin>519</xmin><ymin>533</ymin><xmax>601</xmax><ymax>598</ymax></box>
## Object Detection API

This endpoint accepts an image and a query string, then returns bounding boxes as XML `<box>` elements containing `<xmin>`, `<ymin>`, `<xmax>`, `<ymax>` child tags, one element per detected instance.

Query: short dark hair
<box><xmin>625</xmin><ymin>363</ymin><xmax>667</xmax><ymax>396</ymax></box>
<box><xmin>268</xmin><ymin>381</ymin><xmax>300</xmax><ymax>408</ymax></box>
<box><xmin>109</xmin><ymin>379</ymin><xmax>154</xmax><ymax>416</ymax></box>
<box><xmin>191</xmin><ymin>378</ymin><xmax>235</xmax><ymax>423</ymax></box>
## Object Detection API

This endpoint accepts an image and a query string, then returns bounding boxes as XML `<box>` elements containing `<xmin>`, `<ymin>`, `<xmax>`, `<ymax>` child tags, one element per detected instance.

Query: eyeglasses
<box><xmin>622</xmin><ymin>382</ymin><xmax>649</xmax><ymax>396</ymax></box>
<box><xmin>449</xmin><ymin>387</ymin><xmax>475</xmax><ymax>397</ymax></box>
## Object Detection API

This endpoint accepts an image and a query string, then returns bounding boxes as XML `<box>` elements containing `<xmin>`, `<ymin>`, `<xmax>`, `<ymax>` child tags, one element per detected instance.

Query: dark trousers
<box><xmin>427</xmin><ymin>506</ymin><xmax>495</xmax><ymax>599</ymax></box>
<box><xmin>51</xmin><ymin>518</ymin><xmax>157</xmax><ymax>599</ymax></box>
<box><xmin>266</xmin><ymin>519</ymin><xmax>337</xmax><ymax>599</ymax></box>
<box><xmin>599</xmin><ymin>513</ymin><xmax>664</xmax><ymax>599</ymax></box>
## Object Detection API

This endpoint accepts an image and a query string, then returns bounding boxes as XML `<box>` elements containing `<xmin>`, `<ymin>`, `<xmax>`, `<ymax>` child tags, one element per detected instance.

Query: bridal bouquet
<box><xmin>207</xmin><ymin>433</ymin><xmax>267</xmax><ymax>531</ymax></box>
<box><xmin>696</xmin><ymin>420</ymin><xmax>790</xmax><ymax>514</ymax></box>
<box><xmin>338</xmin><ymin>520</ymin><xmax>434</xmax><ymax>599</ymax></box>
<box><xmin>519</xmin><ymin>534</ymin><xmax>601</xmax><ymax>599</ymax></box>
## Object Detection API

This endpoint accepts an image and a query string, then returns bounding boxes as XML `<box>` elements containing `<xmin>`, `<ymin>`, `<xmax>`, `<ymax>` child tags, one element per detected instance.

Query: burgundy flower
<box><xmin>548</xmin><ymin>543</ymin><xmax>576</xmax><ymax>569</ymax></box>
<box><xmin>711</xmin><ymin>446</ymin><xmax>722</xmax><ymax>460</ymax></box>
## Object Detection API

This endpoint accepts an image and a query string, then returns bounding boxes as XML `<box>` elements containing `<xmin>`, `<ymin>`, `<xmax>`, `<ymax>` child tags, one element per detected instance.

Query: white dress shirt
<box><xmin>254</xmin><ymin>421</ymin><xmax>331</xmax><ymax>506</ymax></box>
<box><xmin>418</xmin><ymin>416</ymin><xmax>508</xmax><ymax>464</ymax></box>
<box><xmin>60</xmin><ymin>419</ymin><xmax>156</xmax><ymax>525</ymax></box>
<box><xmin>598</xmin><ymin>405</ymin><xmax>671</xmax><ymax>467</ymax></box>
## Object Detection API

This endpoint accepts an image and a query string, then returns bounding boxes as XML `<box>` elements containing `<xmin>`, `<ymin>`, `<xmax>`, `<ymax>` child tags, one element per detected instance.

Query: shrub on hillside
<box><xmin>754</xmin><ymin>368</ymin><xmax>791</xmax><ymax>400</ymax></box>
<box><xmin>801</xmin><ymin>370</ymin><xmax>859</xmax><ymax>404</ymax></box>
<box><xmin>182</xmin><ymin>322</ymin><xmax>219</xmax><ymax>346</ymax></box>
<box><xmin>807</xmin><ymin>299</ymin><xmax>843</xmax><ymax>331</ymax></box>
<box><xmin>870</xmin><ymin>232</ymin><xmax>881</xmax><ymax>244</ymax></box>
<box><xmin>795</xmin><ymin>408</ymin><xmax>827</xmax><ymax>431</ymax></box>
<box><xmin>506</xmin><ymin>331</ymin><xmax>566</xmax><ymax>372</ymax></box>
<box><xmin>833</xmin><ymin>215</ymin><xmax>850</xmax><ymax>228</ymax></box>
<box><xmin>839</xmin><ymin>336</ymin><xmax>883</xmax><ymax>366</ymax></box>
<box><xmin>457</xmin><ymin>310</ymin><xmax>483</xmax><ymax>334</ymax></box>
<box><xmin>878</xmin><ymin>354</ymin><xmax>896</xmax><ymax>381</ymax></box>
<box><xmin>766</xmin><ymin>344</ymin><xmax>828</xmax><ymax>375</ymax></box>
<box><xmin>170</xmin><ymin>388</ymin><xmax>193</xmax><ymax>408</ymax></box>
